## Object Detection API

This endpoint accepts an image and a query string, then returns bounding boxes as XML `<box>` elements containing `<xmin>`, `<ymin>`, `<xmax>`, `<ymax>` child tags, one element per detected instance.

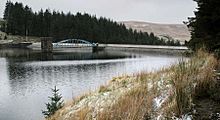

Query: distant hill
<box><xmin>119</xmin><ymin>21</ymin><xmax>191</xmax><ymax>44</ymax></box>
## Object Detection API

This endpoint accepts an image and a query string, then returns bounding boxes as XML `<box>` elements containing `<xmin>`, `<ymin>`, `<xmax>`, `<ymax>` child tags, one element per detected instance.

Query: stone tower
<box><xmin>41</xmin><ymin>37</ymin><xmax>53</xmax><ymax>53</ymax></box>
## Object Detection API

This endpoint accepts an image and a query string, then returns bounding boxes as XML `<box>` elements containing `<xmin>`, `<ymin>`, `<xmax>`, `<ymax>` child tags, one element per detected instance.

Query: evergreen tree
<box><xmin>188</xmin><ymin>0</ymin><xmax>220</xmax><ymax>51</ymax></box>
<box><xmin>2</xmin><ymin>1</ymin><xmax>181</xmax><ymax>46</ymax></box>
<box><xmin>42</xmin><ymin>86</ymin><xmax>64</xmax><ymax>118</ymax></box>
<box><xmin>3</xmin><ymin>1</ymin><xmax>13</xmax><ymax>34</ymax></box>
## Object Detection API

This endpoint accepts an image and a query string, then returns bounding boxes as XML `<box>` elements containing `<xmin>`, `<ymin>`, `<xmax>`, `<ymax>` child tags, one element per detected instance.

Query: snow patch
<box><xmin>153</xmin><ymin>93</ymin><xmax>168</xmax><ymax>109</ymax></box>
<box><xmin>172</xmin><ymin>114</ymin><xmax>193</xmax><ymax>120</ymax></box>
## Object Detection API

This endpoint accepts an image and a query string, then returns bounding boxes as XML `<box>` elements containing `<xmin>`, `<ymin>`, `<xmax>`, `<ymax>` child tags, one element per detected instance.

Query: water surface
<box><xmin>0</xmin><ymin>48</ymin><xmax>182</xmax><ymax>120</ymax></box>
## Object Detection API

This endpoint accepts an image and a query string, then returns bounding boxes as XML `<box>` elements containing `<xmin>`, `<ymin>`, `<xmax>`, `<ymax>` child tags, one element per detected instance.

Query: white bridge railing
<box><xmin>53</xmin><ymin>39</ymin><xmax>97</xmax><ymax>48</ymax></box>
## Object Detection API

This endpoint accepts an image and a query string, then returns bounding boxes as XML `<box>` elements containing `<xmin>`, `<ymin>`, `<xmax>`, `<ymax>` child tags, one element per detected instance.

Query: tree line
<box><xmin>1</xmin><ymin>1</ymin><xmax>180</xmax><ymax>45</ymax></box>
<box><xmin>187</xmin><ymin>0</ymin><xmax>220</xmax><ymax>52</ymax></box>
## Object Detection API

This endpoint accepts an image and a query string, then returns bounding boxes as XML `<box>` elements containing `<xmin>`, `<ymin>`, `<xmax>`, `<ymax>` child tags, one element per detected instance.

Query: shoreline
<box><xmin>28</xmin><ymin>43</ymin><xmax>189</xmax><ymax>55</ymax></box>
<box><xmin>47</xmin><ymin>50</ymin><xmax>219</xmax><ymax>120</ymax></box>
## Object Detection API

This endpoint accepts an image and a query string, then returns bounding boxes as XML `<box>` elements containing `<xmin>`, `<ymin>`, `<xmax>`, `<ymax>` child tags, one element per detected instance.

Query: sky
<box><xmin>0</xmin><ymin>0</ymin><xmax>197</xmax><ymax>24</ymax></box>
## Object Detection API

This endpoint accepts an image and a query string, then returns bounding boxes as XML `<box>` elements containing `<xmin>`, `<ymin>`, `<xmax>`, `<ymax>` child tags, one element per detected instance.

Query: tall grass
<box><xmin>97</xmin><ymin>84</ymin><xmax>153</xmax><ymax>120</ymax></box>
<box><xmin>166</xmin><ymin>49</ymin><xmax>218</xmax><ymax>117</ymax></box>
<box><xmin>47</xmin><ymin>49</ymin><xmax>218</xmax><ymax>120</ymax></box>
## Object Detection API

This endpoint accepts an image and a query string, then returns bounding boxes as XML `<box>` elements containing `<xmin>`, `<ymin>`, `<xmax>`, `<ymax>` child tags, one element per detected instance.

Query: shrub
<box><xmin>42</xmin><ymin>86</ymin><xmax>64</xmax><ymax>118</ymax></box>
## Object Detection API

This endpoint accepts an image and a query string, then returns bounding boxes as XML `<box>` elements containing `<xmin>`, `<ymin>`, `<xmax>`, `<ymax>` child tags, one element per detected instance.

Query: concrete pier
<box><xmin>41</xmin><ymin>37</ymin><xmax>53</xmax><ymax>52</ymax></box>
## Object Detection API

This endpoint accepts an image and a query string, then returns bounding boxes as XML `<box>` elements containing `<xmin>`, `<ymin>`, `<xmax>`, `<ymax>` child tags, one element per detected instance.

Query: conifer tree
<box><xmin>42</xmin><ymin>86</ymin><xmax>64</xmax><ymax>118</ymax></box>
<box><xmin>188</xmin><ymin>0</ymin><xmax>220</xmax><ymax>51</ymax></box>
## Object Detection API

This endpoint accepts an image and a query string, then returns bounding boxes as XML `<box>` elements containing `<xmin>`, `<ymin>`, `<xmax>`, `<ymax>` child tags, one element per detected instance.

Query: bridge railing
<box><xmin>53</xmin><ymin>39</ymin><xmax>97</xmax><ymax>48</ymax></box>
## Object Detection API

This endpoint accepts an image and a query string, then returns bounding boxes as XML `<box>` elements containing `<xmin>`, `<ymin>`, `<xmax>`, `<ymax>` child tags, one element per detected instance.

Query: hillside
<box><xmin>120</xmin><ymin>21</ymin><xmax>191</xmax><ymax>44</ymax></box>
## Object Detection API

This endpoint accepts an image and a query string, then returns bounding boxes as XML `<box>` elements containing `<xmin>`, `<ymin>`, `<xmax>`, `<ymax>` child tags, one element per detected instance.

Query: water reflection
<box><xmin>0</xmin><ymin>48</ymin><xmax>133</xmax><ymax>62</ymax></box>
<box><xmin>0</xmin><ymin>48</ymin><xmax>181</xmax><ymax>120</ymax></box>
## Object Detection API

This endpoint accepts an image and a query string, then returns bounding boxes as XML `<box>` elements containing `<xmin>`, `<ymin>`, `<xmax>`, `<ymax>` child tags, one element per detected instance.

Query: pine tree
<box><xmin>42</xmin><ymin>86</ymin><xmax>64</xmax><ymax>118</ymax></box>
<box><xmin>188</xmin><ymin>0</ymin><xmax>220</xmax><ymax>51</ymax></box>
<box><xmin>3</xmin><ymin>1</ymin><xmax>13</xmax><ymax>34</ymax></box>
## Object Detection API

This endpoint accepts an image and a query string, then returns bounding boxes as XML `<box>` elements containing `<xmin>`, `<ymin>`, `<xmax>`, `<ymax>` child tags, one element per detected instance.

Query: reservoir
<box><xmin>0</xmin><ymin>48</ymin><xmax>183</xmax><ymax>120</ymax></box>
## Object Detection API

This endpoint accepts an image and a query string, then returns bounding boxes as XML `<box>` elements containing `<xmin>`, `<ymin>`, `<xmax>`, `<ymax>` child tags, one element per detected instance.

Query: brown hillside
<box><xmin>119</xmin><ymin>21</ymin><xmax>191</xmax><ymax>43</ymax></box>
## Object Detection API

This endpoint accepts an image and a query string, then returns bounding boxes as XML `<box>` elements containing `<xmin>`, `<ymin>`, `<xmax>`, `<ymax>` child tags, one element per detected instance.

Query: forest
<box><xmin>187</xmin><ymin>0</ymin><xmax>220</xmax><ymax>52</ymax></box>
<box><xmin>1</xmin><ymin>1</ymin><xmax>180</xmax><ymax>45</ymax></box>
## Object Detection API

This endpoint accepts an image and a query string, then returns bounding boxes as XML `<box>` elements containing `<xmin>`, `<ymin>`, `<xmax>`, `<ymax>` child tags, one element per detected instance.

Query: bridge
<box><xmin>53</xmin><ymin>39</ymin><xmax>97</xmax><ymax>48</ymax></box>
<box><xmin>40</xmin><ymin>37</ymin><xmax>187</xmax><ymax>53</ymax></box>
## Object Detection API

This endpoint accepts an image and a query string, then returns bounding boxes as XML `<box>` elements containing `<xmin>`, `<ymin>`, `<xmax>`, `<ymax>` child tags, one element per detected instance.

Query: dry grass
<box><xmin>99</xmin><ymin>85</ymin><xmax>111</xmax><ymax>93</ymax></box>
<box><xmin>69</xmin><ymin>107</ymin><xmax>91</xmax><ymax>120</ymax></box>
<box><xmin>95</xmin><ymin>72</ymin><xmax>166</xmax><ymax>120</ymax></box>
<box><xmin>164</xmin><ymin>49</ymin><xmax>218</xmax><ymax>117</ymax></box>
<box><xmin>96</xmin><ymin>49</ymin><xmax>218</xmax><ymax>119</ymax></box>
<box><xmin>97</xmin><ymin>84</ymin><xmax>154</xmax><ymax>120</ymax></box>
<box><xmin>48</xmin><ymin>49</ymin><xmax>218</xmax><ymax>120</ymax></box>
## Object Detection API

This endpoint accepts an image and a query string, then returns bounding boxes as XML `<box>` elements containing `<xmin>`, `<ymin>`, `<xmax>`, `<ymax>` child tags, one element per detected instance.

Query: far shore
<box><xmin>26</xmin><ymin>42</ymin><xmax>189</xmax><ymax>54</ymax></box>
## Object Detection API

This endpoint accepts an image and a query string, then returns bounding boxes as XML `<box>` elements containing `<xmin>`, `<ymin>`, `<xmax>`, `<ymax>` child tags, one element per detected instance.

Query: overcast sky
<box><xmin>0</xmin><ymin>0</ymin><xmax>197</xmax><ymax>24</ymax></box>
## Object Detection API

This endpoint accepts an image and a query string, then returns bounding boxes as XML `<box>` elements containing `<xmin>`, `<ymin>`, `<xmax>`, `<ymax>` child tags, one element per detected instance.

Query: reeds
<box><xmin>97</xmin><ymin>85</ymin><xmax>153</xmax><ymax>120</ymax></box>
<box><xmin>47</xmin><ymin>49</ymin><xmax>218</xmax><ymax>120</ymax></box>
<box><xmin>166</xmin><ymin>49</ymin><xmax>218</xmax><ymax>117</ymax></box>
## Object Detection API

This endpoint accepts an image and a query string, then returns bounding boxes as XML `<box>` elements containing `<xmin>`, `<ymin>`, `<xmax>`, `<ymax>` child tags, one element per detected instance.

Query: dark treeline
<box><xmin>1</xmin><ymin>1</ymin><xmax>180</xmax><ymax>45</ymax></box>
<box><xmin>187</xmin><ymin>0</ymin><xmax>220</xmax><ymax>51</ymax></box>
